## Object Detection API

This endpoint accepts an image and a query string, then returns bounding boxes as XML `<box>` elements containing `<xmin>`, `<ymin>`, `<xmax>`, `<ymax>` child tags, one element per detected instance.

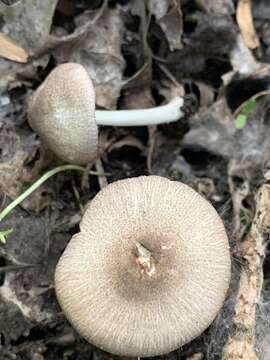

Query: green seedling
<box><xmin>0</xmin><ymin>164</ymin><xmax>109</xmax><ymax>243</ymax></box>
<box><xmin>0</xmin><ymin>228</ymin><xmax>13</xmax><ymax>244</ymax></box>
<box><xmin>234</xmin><ymin>98</ymin><xmax>257</xmax><ymax>129</ymax></box>
<box><xmin>233</xmin><ymin>90</ymin><xmax>270</xmax><ymax>129</ymax></box>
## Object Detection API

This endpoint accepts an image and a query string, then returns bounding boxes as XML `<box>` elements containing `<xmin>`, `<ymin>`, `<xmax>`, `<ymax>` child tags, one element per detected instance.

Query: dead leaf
<box><xmin>158</xmin><ymin>64</ymin><xmax>185</xmax><ymax>102</ymax></box>
<box><xmin>236</xmin><ymin>0</ymin><xmax>259</xmax><ymax>49</ymax></box>
<box><xmin>166</xmin><ymin>14</ymin><xmax>237</xmax><ymax>76</ymax></box>
<box><xmin>158</xmin><ymin>3</ymin><xmax>183</xmax><ymax>51</ymax></box>
<box><xmin>123</xmin><ymin>62</ymin><xmax>152</xmax><ymax>91</ymax></box>
<box><xmin>147</xmin><ymin>0</ymin><xmax>169</xmax><ymax>20</ymax></box>
<box><xmin>0</xmin><ymin>123</ymin><xmax>48</xmax><ymax>212</ymax></box>
<box><xmin>182</xmin><ymin>98</ymin><xmax>235</xmax><ymax>158</ymax></box>
<box><xmin>0</xmin><ymin>150</ymin><xmax>50</xmax><ymax>213</ymax></box>
<box><xmin>108</xmin><ymin>136</ymin><xmax>146</xmax><ymax>153</ymax></box>
<box><xmin>53</xmin><ymin>9</ymin><xmax>125</xmax><ymax>109</ymax></box>
<box><xmin>119</xmin><ymin>62</ymin><xmax>154</xmax><ymax>123</ymax></box>
<box><xmin>120</xmin><ymin>62</ymin><xmax>153</xmax><ymax>109</ymax></box>
<box><xmin>0</xmin><ymin>33</ymin><xmax>28</xmax><ymax>63</ymax></box>
<box><xmin>121</xmin><ymin>86</ymin><xmax>154</xmax><ymax>110</ymax></box>
<box><xmin>229</xmin><ymin>34</ymin><xmax>259</xmax><ymax>75</ymax></box>
<box><xmin>195</xmin><ymin>81</ymin><xmax>215</xmax><ymax>107</ymax></box>
<box><xmin>0</xmin><ymin>0</ymin><xmax>58</xmax><ymax>54</ymax></box>
<box><xmin>196</xmin><ymin>0</ymin><xmax>234</xmax><ymax>15</ymax></box>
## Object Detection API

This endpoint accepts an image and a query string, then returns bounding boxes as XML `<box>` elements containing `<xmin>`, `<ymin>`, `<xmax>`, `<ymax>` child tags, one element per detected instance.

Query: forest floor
<box><xmin>1</xmin><ymin>0</ymin><xmax>270</xmax><ymax>359</ymax></box>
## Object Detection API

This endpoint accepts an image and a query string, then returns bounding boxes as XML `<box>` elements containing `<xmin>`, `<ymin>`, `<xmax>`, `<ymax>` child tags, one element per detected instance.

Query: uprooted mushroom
<box><xmin>28</xmin><ymin>63</ymin><xmax>184</xmax><ymax>165</ymax></box>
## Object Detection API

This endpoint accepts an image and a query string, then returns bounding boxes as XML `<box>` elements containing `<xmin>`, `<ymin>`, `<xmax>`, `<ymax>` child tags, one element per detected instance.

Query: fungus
<box><xmin>28</xmin><ymin>63</ymin><xmax>184</xmax><ymax>165</ymax></box>
<box><xmin>55</xmin><ymin>175</ymin><xmax>231</xmax><ymax>357</ymax></box>
<box><xmin>28</xmin><ymin>63</ymin><xmax>98</xmax><ymax>165</ymax></box>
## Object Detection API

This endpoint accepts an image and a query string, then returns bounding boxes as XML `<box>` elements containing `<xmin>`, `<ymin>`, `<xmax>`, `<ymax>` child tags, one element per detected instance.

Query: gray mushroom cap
<box><xmin>55</xmin><ymin>176</ymin><xmax>231</xmax><ymax>357</ymax></box>
<box><xmin>28</xmin><ymin>63</ymin><xmax>98</xmax><ymax>165</ymax></box>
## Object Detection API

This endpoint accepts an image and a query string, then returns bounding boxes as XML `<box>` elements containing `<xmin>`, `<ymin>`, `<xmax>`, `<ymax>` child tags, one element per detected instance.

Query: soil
<box><xmin>1</xmin><ymin>0</ymin><xmax>270</xmax><ymax>359</ymax></box>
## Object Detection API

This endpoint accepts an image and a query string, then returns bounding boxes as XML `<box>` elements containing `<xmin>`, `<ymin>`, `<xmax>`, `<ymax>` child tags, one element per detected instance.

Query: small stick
<box><xmin>0</xmin><ymin>263</ymin><xmax>37</xmax><ymax>273</ymax></box>
<box><xmin>95</xmin><ymin>158</ymin><xmax>108</xmax><ymax>190</ymax></box>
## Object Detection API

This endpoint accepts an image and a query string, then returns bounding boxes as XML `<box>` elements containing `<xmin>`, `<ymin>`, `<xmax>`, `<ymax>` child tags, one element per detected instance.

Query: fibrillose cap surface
<box><xmin>55</xmin><ymin>176</ymin><xmax>231</xmax><ymax>357</ymax></box>
<box><xmin>28</xmin><ymin>63</ymin><xmax>98</xmax><ymax>165</ymax></box>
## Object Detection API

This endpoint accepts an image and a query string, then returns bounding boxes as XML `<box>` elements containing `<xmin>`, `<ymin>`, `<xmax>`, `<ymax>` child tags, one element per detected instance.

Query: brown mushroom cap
<box><xmin>55</xmin><ymin>176</ymin><xmax>231</xmax><ymax>357</ymax></box>
<box><xmin>28</xmin><ymin>63</ymin><xmax>98</xmax><ymax>165</ymax></box>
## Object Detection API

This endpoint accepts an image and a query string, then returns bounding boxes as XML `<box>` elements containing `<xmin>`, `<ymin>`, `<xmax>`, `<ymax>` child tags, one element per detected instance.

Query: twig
<box><xmin>95</xmin><ymin>158</ymin><xmax>108</xmax><ymax>189</ymax></box>
<box><xmin>0</xmin><ymin>263</ymin><xmax>37</xmax><ymax>273</ymax></box>
<box><xmin>147</xmin><ymin>125</ymin><xmax>157</xmax><ymax>173</ymax></box>
<box><xmin>71</xmin><ymin>178</ymin><xmax>84</xmax><ymax>215</ymax></box>
<box><xmin>222</xmin><ymin>165</ymin><xmax>270</xmax><ymax>360</ymax></box>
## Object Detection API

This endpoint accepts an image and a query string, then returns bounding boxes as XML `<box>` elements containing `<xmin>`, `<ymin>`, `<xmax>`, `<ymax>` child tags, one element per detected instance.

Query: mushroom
<box><xmin>28</xmin><ymin>63</ymin><xmax>184</xmax><ymax>165</ymax></box>
<box><xmin>55</xmin><ymin>175</ymin><xmax>231</xmax><ymax>357</ymax></box>
<box><xmin>28</xmin><ymin>63</ymin><xmax>98</xmax><ymax>165</ymax></box>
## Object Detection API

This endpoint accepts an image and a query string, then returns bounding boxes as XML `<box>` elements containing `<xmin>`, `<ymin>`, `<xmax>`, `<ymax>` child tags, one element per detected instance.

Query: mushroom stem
<box><xmin>96</xmin><ymin>97</ymin><xmax>184</xmax><ymax>126</ymax></box>
<box><xmin>135</xmin><ymin>242</ymin><xmax>156</xmax><ymax>276</ymax></box>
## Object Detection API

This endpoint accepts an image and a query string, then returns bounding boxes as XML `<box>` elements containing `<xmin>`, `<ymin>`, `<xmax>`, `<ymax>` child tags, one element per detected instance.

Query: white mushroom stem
<box><xmin>96</xmin><ymin>96</ymin><xmax>184</xmax><ymax>126</ymax></box>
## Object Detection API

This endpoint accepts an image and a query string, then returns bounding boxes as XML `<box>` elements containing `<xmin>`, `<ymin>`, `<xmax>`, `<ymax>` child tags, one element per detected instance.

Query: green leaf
<box><xmin>234</xmin><ymin>114</ymin><xmax>247</xmax><ymax>129</ymax></box>
<box><xmin>0</xmin><ymin>228</ymin><xmax>13</xmax><ymax>244</ymax></box>
<box><xmin>241</xmin><ymin>98</ymin><xmax>257</xmax><ymax>116</ymax></box>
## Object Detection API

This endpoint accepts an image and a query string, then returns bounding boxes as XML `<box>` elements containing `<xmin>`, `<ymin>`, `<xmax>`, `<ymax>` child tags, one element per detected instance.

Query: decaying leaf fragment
<box><xmin>147</xmin><ymin>0</ymin><xmax>183</xmax><ymax>51</ymax></box>
<box><xmin>0</xmin><ymin>32</ymin><xmax>28</xmax><ymax>63</ymax></box>
<box><xmin>196</xmin><ymin>0</ymin><xmax>234</xmax><ymax>15</ymax></box>
<box><xmin>53</xmin><ymin>9</ymin><xmax>125</xmax><ymax>109</ymax></box>
<box><xmin>236</xmin><ymin>0</ymin><xmax>259</xmax><ymax>49</ymax></box>
<box><xmin>0</xmin><ymin>0</ymin><xmax>58</xmax><ymax>54</ymax></box>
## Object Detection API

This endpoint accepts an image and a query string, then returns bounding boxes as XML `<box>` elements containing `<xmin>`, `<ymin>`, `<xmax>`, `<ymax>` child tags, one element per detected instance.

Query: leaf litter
<box><xmin>1</xmin><ymin>0</ymin><xmax>270</xmax><ymax>359</ymax></box>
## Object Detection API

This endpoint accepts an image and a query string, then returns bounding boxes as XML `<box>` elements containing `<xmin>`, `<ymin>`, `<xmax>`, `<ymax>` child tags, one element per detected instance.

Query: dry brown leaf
<box><xmin>121</xmin><ymin>62</ymin><xmax>153</xmax><ymax>109</ymax></box>
<box><xmin>141</xmin><ymin>1</ymin><xmax>179</xmax><ymax>57</ymax></box>
<box><xmin>195</xmin><ymin>81</ymin><xmax>215</xmax><ymax>107</ymax></box>
<box><xmin>0</xmin><ymin>123</ymin><xmax>48</xmax><ymax>212</ymax></box>
<box><xmin>53</xmin><ymin>9</ymin><xmax>125</xmax><ymax>109</ymax></box>
<box><xmin>158</xmin><ymin>2</ymin><xmax>183</xmax><ymax>51</ymax></box>
<box><xmin>159</xmin><ymin>76</ymin><xmax>185</xmax><ymax>102</ymax></box>
<box><xmin>236</xmin><ymin>0</ymin><xmax>259</xmax><ymax>49</ymax></box>
<box><xmin>0</xmin><ymin>32</ymin><xmax>28</xmax><ymax>63</ymax></box>
<box><xmin>0</xmin><ymin>0</ymin><xmax>58</xmax><ymax>55</ymax></box>
<box><xmin>147</xmin><ymin>0</ymin><xmax>169</xmax><ymax>20</ymax></box>
<box><xmin>196</xmin><ymin>0</ymin><xmax>234</xmax><ymax>15</ymax></box>
<box><xmin>108</xmin><ymin>136</ymin><xmax>146</xmax><ymax>153</ymax></box>
<box><xmin>121</xmin><ymin>87</ymin><xmax>154</xmax><ymax>110</ymax></box>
